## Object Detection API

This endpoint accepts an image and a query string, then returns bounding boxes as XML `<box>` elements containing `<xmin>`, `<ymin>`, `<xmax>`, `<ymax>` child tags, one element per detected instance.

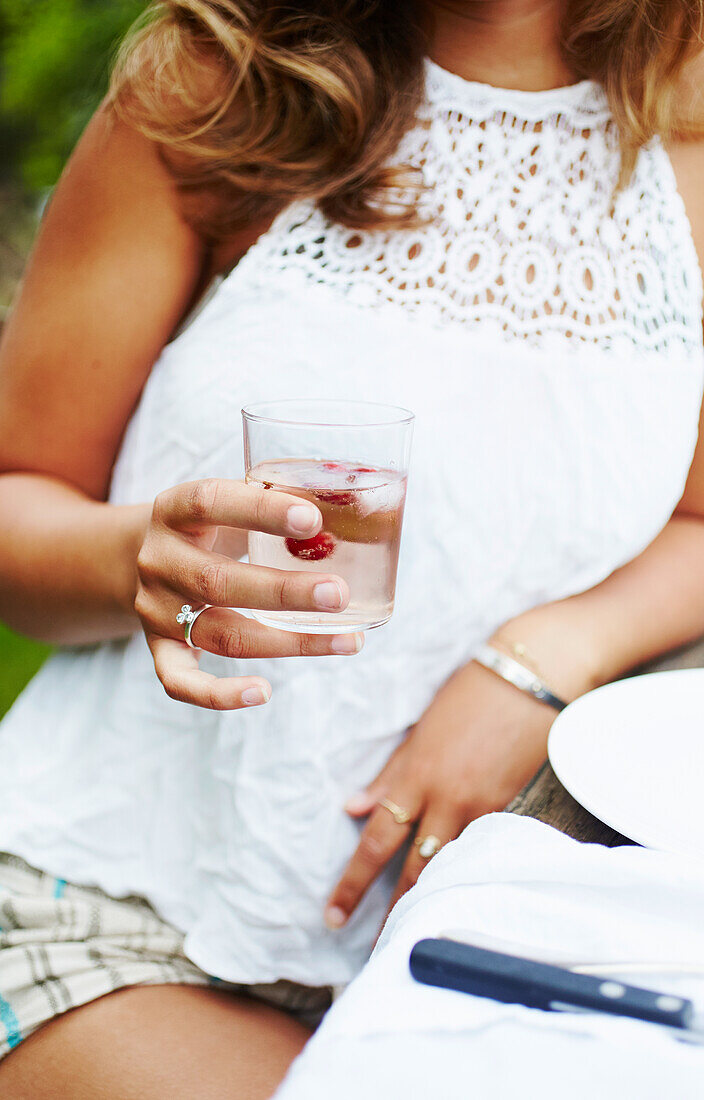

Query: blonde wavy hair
<box><xmin>109</xmin><ymin>0</ymin><xmax>704</xmax><ymax>239</ymax></box>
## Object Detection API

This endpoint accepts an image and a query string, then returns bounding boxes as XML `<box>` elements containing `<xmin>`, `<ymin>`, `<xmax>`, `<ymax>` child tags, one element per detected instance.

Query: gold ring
<box><xmin>378</xmin><ymin>797</ymin><xmax>412</xmax><ymax>825</ymax></box>
<box><xmin>415</xmin><ymin>834</ymin><xmax>442</xmax><ymax>860</ymax></box>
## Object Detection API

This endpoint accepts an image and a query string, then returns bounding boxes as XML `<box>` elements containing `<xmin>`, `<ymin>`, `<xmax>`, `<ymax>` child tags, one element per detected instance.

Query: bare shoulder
<box><xmin>669</xmin><ymin>57</ymin><xmax>704</xmax><ymax>518</ymax></box>
<box><xmin>668</xmin><ymin>53</ymin><xmax>704</xmax><ymax>274</ymax></box>
<box><xmin>667</xmin><ymin>137</ymin><xmax>704</xmax><ymax>267</ymax></box>
<box><xmin>43</xmin><ymin>102</ymin><xmax>200</xmax><ymax>268</ymax></box>
<box><xmin>0</xmin><ymin>105</ymin><xmax>205</xmax><ymax>498</ymax></box>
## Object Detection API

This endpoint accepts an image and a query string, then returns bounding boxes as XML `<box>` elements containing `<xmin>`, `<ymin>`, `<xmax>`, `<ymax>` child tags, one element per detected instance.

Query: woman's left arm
<box><xmin>325</xmin><ymin>125</ymin><xmax>704</xmax><ymax>930</ymax></box>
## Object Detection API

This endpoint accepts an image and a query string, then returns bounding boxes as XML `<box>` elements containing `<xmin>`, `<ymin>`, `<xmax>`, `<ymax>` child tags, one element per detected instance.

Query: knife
<box><xmin>409</xmin><ymin>938</ymin><xmax>704</xmax><ymax>1043</ymax></box>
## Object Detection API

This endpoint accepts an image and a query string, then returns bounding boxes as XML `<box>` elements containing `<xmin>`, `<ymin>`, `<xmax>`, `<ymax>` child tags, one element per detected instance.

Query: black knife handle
<box><xmin>409</xmin><ymin>939</ymin><xmax>694</xmax><ymax>1030</ymax></box>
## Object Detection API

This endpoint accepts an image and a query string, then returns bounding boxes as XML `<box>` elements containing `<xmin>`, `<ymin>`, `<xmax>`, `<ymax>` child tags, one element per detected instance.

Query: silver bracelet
<box><xmin>474</xmin><ymin>643</ymin><xmax>568</xmax><ymax>712</ymax></box>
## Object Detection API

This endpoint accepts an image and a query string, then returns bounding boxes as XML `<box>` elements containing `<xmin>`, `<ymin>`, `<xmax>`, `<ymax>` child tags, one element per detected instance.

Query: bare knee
<box><xmin>0</xmin><ymin>984</ymin><xmax>311</xmax><ymax>1100</ymax></box>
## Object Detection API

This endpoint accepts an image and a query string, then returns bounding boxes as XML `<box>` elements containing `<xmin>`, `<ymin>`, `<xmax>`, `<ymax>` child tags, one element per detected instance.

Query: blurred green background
<box><xmin>0</xmin><ymin>0</ymin><xmax>147</xmax><ymax>715</ymax></box>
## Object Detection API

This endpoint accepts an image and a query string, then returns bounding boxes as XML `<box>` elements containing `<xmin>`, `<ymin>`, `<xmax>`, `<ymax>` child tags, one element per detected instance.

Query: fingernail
<box><xmin>324</xmin><ymin>906</ymin><xmax>347</xmax><ymax>930</ymax></box>
<box><xmin>344</xmin><ymin>792</ymin><xmax>372</xmax><ymax>813</ymax></box>
<box><xmin>331</xmin><ymin>633</ymin><xmax>363</xmax><ymax>655</ymax></box>
<box><xmin>314</xmin><ymin>581</ymin><xmax>344</xmax><ymax>610</ymax></box>
<box><xmin>287</xmin><ymin>504</ymin><xmax>319</xmax><ymax>537</ymax></box>
<box><xmin>241</xmin><ymin>685</ymin><xmax>270</xmax><ymax>707</ymax></box>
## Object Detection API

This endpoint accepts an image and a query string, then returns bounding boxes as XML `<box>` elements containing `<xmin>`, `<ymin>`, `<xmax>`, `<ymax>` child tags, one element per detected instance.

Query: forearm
<box><xmin>494</xmin><ymin>515</ymin><xmax>704</xmax><ymax>700</ymax></box>
<box><xmin>0</xmin><ymin>472</ymin><xmax>150</xmax><ymax>644</ymax></box>
<box><xmin>407</xmin><ymin>517</ymin><xmax>704</xmax><ymax>813</ymax></box>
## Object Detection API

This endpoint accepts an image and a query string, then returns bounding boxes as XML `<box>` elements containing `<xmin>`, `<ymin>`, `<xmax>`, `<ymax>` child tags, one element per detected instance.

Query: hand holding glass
<box><xmin>243</xmin><ymin>400</ymin><xmax>414</xmax><ymax>633</ymax></box>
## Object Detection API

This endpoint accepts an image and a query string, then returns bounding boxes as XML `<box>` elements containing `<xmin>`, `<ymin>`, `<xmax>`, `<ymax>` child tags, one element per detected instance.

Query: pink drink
<box><xmin>247</xmin><ymin>458</ymin><xmax>407</xmax><ymax>632</ymax></box>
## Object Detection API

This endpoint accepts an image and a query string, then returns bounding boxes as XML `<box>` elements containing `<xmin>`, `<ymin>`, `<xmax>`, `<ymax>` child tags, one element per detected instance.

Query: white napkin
<box><xmin>276</xmin><ymin>814</ymin><xmax>704</xmax><ymax>1099</ymax></box>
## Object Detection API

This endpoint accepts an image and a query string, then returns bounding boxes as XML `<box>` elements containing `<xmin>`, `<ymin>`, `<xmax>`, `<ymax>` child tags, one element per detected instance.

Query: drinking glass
<box><xmin>243</xmin><ymin>399</ymin><xmax>414</xmax><ymax>633</ymax></box>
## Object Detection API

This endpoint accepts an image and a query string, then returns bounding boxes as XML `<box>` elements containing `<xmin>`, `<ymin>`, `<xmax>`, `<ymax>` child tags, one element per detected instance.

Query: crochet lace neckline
<box><xmin>232</xmin><ymin>58</ymin><xmax>701</xmax><ymax>356</ymax></box>
<box><xmin>424</xmin><ymin>58</ymin><xmax>609</xmax><ymax>120</ymax></box>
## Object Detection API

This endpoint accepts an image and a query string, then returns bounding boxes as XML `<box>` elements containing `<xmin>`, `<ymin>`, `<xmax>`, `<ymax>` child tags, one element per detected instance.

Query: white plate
<box><xmin>548</xmin><ymin>669</ymin><xmax>704</xmax><ymax>860</ymax></box>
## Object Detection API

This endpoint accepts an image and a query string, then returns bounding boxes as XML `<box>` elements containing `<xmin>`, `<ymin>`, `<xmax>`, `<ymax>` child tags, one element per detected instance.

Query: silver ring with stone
<box><xmin>176</xmin><ymin>604</ymin><xmax>211</xmax><ymax>649</ymax></box>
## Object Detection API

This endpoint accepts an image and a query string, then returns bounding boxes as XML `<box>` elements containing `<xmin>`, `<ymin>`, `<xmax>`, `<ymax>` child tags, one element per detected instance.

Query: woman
<box><xmin>1</xmin><ymin>0</ymin><xmax>704</xmax><ymax>1094</ymax></box>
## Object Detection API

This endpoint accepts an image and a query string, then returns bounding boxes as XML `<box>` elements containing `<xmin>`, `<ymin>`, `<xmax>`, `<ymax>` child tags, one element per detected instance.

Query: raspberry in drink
<box><xmin>246</xmin><ymin>458</ymin><xmax>407</xmax><ymax>632</ymax></box>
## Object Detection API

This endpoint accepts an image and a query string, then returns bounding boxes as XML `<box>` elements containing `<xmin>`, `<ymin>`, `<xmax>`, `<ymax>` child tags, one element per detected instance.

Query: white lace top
<box><xmin>0</xmin><ymin>61</ymin><xmax>702</xmax><ymax>987</ymax></box>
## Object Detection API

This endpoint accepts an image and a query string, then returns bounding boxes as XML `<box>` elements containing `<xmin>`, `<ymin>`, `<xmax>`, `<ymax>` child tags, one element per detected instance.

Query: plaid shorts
<box><xmin>0</xmin><ymin>852</ymin><xmax>331</xmax><ymax>1061</ymax></box>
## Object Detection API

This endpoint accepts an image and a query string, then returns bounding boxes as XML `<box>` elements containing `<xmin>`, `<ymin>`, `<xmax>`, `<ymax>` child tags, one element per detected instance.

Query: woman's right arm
<box><xmin>0</xmin><ymin>106</ymin><xmax>361</xmax><ymax>708</ymax></box>
<box><xmin>0</xmin><ymin>104</ymin><xmax>207</xmax><ymax>643</ymax></box>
